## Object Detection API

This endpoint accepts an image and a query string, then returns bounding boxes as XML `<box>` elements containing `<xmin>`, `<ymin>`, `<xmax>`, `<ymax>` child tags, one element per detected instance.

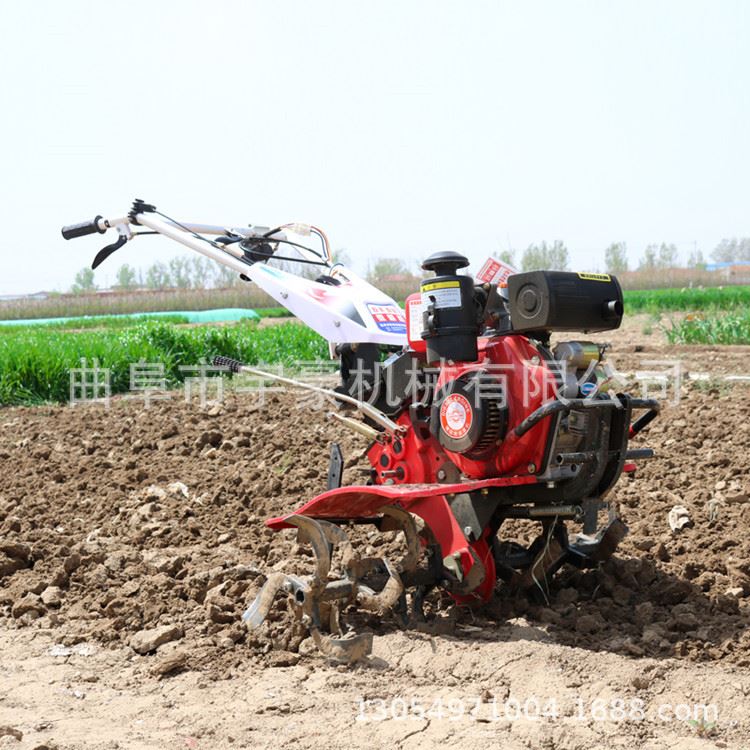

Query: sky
<box><xmin>0</xmin><ymin>0</ymin><xmax>748</xmax><ymax>295</ymax></box>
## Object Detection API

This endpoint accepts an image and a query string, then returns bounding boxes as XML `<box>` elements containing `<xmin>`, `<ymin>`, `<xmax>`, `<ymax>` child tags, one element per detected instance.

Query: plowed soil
<box><xmin>1</xmin><ymin>319</ymin><xmax>749</xmax><ymax>749</ymax></box>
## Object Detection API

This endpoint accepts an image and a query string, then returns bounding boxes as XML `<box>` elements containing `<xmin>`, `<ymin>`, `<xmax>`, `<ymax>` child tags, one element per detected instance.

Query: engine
<box><xmin>366</xmin><ymin>251</ymin><xmax>631</xmax><ymax>489</ymax></box>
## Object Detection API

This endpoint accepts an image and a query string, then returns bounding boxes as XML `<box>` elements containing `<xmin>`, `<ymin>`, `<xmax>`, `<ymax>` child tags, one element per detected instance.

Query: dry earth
<box><xmin>1</xmin><ymin>317</ymin><xmax>750</xmax><ymax>749</ymax></box>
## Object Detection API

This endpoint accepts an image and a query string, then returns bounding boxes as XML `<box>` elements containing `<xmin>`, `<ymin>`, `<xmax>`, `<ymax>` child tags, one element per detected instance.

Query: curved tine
<box><xmin>314</xmin><ymin>519</ymin><xmax>359</xmax><ymax>572</ymax></box>
<box><xmin>287</xmin><ymin>515</ymin><xmax>331</xmax><ymax>584</ymax></box>
<box><xmin>357</xmin><ymin>558</ymin><xmax>404</xmax><ymax>613</ymax></box>
<box><xmin>378</xmin><ymin>506</ymin><xmax>420</xmax><ymax>573</ymax></box>
<box><xmin>242</xmin><ymin>572</ymin><xmax>291</xmax><ymax>629</ymax></box>
<box><xmin>310</xmin><ymin>626</ymin><xmax>373</xmax><ymax>664</ymax></box>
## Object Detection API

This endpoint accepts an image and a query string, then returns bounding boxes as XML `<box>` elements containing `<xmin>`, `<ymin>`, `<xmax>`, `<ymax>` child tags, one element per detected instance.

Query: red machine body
<box><xmin>258</xmin><ymin>258</ymin><xmax>658</xmax><ymax>651</ymax></box>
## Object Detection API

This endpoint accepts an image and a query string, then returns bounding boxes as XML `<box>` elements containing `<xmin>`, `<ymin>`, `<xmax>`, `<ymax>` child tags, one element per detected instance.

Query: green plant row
<box><xmin>663</xmin><ymin>311</ymin><xmax>750</xmax><ymax>345</ymax></box>
<box><xmin>0</xmin><ymin>321</ymin><xmax>327</xmax><ymax>406</ymax></box>
<box><xmin>623</xmin><ymin>286</ymin><xmax>750</xmax><ymax>313</ymax></box>
<box><xmin>255</xmin><ymin>307</ymin><xmax>295</xmax><ymax>318</ymax></box>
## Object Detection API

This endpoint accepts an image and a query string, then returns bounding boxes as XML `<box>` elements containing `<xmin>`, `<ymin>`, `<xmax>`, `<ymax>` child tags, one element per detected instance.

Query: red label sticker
<box><xmin>440</xmin><ymin>394</ymin><xmax>473</xmax><ymax>440</ymax></box>
<box><xmin>476</xmin><ymin>257</ymin><xmax>517</xmax><ymax>286</ymax></box>
<box><xmin>365</xmin><ymin>302</ymin><xmax>407</xmax><ymax>334</ymax></box>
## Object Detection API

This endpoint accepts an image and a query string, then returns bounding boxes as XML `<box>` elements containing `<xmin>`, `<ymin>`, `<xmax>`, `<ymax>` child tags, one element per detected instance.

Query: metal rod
<box><xmin>328</xmin><ymin>411</ymin><xmax>382</xmax><ymax>442</ymax></box>
<box><xmin>624</xmin><ymin>448</ymin><xmax>655</xmax><ymax>461</ymax></box>
<box><xmin>233</xmin><ymin>362</ymin><xmax>405</xmax><ymax>435</ymax></box>
<box><xmin>556</xmin><ymin>451</ymin><xmax>597</xmax><ymax>465</ymax></box>
<box><xmin>498</xmin><ymin>504</ymin><xmax>582</xmax><ymax>519</ymax></box>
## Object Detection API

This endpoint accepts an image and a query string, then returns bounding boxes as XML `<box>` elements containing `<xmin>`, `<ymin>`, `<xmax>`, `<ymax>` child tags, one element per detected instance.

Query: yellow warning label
<box><xmin>577</xmin><ymin>272</ymin><xmax>611</xmax><ymax>282</ymax></box>
<box><xmin>421</xmin><ymin>280</ymin><xmax>461</xmax><ymax>292</ymax></box>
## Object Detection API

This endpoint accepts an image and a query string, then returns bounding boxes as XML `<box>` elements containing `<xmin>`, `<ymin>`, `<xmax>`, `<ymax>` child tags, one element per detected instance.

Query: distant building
<box><xmin>705</xmin><ymin>262</ymin><xmax>750</xmax><ymax>281</ymax></box>
<box><xmin>0</xmin><ymin>291</ymin><xmax>49</xmax><ymax>302</ymax></box>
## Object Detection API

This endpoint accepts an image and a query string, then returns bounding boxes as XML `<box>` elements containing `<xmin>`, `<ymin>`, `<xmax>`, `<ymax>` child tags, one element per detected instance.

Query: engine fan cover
<box><xmin>433</xmin><ymin>371</ymin><xmax>507</xmax><ymax>458</ymax></box>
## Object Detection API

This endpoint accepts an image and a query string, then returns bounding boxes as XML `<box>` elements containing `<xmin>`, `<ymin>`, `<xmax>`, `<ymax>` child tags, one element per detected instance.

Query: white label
<box><xmin>407</xmin><ymin>297</ymin><xmax>425</xmax><ymax>343</ymax></box>
<box><xmin>421</xmin><ymin>285</ymin><xmax>462</xmax><ymax>309</ymax></box>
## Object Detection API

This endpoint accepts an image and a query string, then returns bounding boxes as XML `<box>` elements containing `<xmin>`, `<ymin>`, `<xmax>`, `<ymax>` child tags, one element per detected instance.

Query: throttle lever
<box><xmin>91</xmin><ymin>225</ymin><xmax>130</xmax><ymax>270</ymax></box>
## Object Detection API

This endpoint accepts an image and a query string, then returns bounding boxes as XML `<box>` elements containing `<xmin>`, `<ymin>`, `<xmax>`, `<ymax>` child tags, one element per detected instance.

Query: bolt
<box><xmin>547</xmin><ymin>481</ymin><xmax>555</xmax><ymax>489</ymax></box>
<box><xmin>528</xmin><ymin>463</ymin><xmax>537</xmax><ymax>474</ymax></box>
<box><xmin>437</xmin><ymin>469</ymin><xmax>446</xmax><ymax>480</ymax></box>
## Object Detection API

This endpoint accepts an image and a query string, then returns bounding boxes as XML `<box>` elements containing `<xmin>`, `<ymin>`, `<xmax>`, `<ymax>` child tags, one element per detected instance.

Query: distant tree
<box><xmin>658</xmin><ymin>242</ymin><xmax>678</xmax><ymax>268</ymax></box>
<box><xmin>638</xmin><ymin>242</ymin><xmax>679</xmax><ymax>270</ymax></box>
<box><xmin>168</xmin><ymin>257</ymin><xmax>192</xmax><ymax>289</ymax></box>
<box><xmin>189</xmin><ymin>256</ymin><xmax>215</xmax><ymax>288</ymax></box>
<box><xmin>367</xmin><ymin>257</ymin><xmax>409</xmax><ymax>283</ymax></box>
<box><xmin>639</xmin><ymin>244</ymin><xmax>658</xmax><ymax>271</ymax></box>
<box><xmin>145</xmin><ymin>262</ymin><xmax>171</xmax><ymax>289</ymax></box>
<box><xmin>521</xmin><ymin>241</ymin><xmax>569</xmax><ymax>272</ymax></box>
<box><xmin>113</xmin><ymin>264</ymin><xmax>138</xmax><ymax>290</ymax></box>
<box><xmin>712</xmin><ymin>237</ymin><xmax>750</xmax><ymax>263</ymax></box>
<box><xmin>604</xmin><ymin>242</ymin><xmax>629</xmax><ymax>274</ymax></box>
<box><xmin>331</xmin><ymin>248</ymin><xmax>351</xmax><ymax>267</ymax></box>
<box><xmin>71</xmin><ymin>267</ymin><xmax>97</xmax><ymax>294</ymax></box>
<box><xmin>214</xmin><ymin>265</ymin><xmax>241</xmax><ymax>288</ymax></box>
<box><xmin>687</xmin><ymin>247</ymin><xmax>706</xmax><ymax>269</ymax></box>
<box><xmin>494</xmin><ymin>249</ymin><xmax>516</xmax><ymax>267</ymax></box>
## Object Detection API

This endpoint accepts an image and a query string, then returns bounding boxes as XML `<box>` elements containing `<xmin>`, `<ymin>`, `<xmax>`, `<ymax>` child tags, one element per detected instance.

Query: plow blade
<box><xmin>243</xmin><ymin>509</ymin><xmax>417</xmax><ymax>662</ymax></box>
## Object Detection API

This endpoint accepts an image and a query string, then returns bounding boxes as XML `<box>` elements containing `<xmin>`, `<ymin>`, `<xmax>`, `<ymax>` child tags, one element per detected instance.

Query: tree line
<box><xmin>69</xmin><ymin>236</ymin><xmax>750</xmax><ymax>293</ymax></box>
<box><xmin>70</xmin><ymin>256</ymin><xmax>245</xmax><ymax>294</ymax></box>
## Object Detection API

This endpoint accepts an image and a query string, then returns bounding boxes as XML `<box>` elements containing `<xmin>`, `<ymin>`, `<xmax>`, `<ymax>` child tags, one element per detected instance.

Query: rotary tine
<box><xmin>287</xmin><ymin>515</ymin><xmax>332</xmax><ymax>590</ymax></box>
<box><xmin>314</xmin><ymin>518</ymin><xmax>360</xmax><ymax>576</ymax></box>
<box><xmin>241</xmin><ymin>515</ymin><xmax>332</xmax><ymax>633</ymax></box>
<box><xmin>378</xmin><ymin>505</ymin><xmax>420</xmax><ymax>574</ymax></box>
<box><xmin>309</xmin><ymin>626</ymin><xmax>374</xmax><ymax>664</ymax></box>
<box><xmin>356</xmin><ymin>557</ymin><xmax>404</xmax><ymax>613</ymax></box>
<box><xmin>242</xmin><ymin>572</ymin><xmax>306</xmax><ymax>629</ymax></box>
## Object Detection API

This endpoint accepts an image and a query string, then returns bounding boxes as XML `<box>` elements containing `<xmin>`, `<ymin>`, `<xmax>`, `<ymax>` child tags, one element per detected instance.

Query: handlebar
<box><xmin>61</xmin><ymin>216</ymin><xmax>106</xmax><ymax>240</ymax></box>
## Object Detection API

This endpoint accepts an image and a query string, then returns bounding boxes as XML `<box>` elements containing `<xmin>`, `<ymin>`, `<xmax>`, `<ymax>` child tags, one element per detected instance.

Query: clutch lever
<box><xmin>92</xmin><ymin>224</ymin><xmax>132</xmax><ymax>270</ymax></box>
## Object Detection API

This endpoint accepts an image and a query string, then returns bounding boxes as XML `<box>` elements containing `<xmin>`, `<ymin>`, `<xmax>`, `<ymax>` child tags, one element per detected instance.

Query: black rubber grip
<box><xmin>213</xmin><ymin>355</ymin><xmax>243</xmax><ymax>373</ymax></box>
<box><xmin>61</xmin><ymin>215</ymin><xmax>105</xmax><ymax>240</ymax></box>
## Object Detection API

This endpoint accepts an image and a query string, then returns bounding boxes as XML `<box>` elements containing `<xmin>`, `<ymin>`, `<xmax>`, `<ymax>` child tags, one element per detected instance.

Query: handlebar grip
<box><xmin>61</xmin><ymin>216</ymin><xmax>105</xmax><ymax>240</ymax></box>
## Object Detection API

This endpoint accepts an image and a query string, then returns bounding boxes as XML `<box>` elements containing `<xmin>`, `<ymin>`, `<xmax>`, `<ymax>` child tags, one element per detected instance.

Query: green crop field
<box><xmin>3</xmin><ymin>283</ymin><xmax>750</xmax><ymax>406</ymax></box>
<box><xmin>623</xmin><ymin>285</ymin><xmax>750</xmax><ymax>313</ymax></box>
<box><xmin>0</xmin><ymin>320</ymin><xmax>327</xmax><ymax>406</ymax></box>
<box><xmin>663</xmin><ymin>310</ymin><xmax>750</xmax><ymax>346</ymax></box>
<box><xmin>618</xmin><ymin>285</ymin><xmax>750</xmax><ymax>344</ymax></box>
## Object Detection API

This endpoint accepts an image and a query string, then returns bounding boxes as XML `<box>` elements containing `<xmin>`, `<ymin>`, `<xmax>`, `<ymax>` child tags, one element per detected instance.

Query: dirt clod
<box><xmin>130</xmin><ymin>624</ymin><xmax>184</xmax><ymax>655</ymax></box>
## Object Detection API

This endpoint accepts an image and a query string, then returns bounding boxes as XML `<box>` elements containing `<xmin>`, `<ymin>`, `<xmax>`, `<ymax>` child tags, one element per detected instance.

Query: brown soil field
<box><xmin>1</xmin><ymin>321</ymin><xmax>749</xmax><ymax>749</ymax></box>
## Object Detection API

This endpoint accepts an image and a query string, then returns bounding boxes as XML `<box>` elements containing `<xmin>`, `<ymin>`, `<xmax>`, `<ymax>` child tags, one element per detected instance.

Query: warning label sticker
<box><xmin>440</xmin><ymin>393</ymin><xmax>473</xmax><ymax>440</ymax></box>
<box><xmin>365</xmin><ymin>302</ymin><xmax>407</xmax><ymax>334</ymax></box>
<box><xmin>421</xmin><ymin>280</ymin><xmax>461</xmax><ymax>309</ymax></box>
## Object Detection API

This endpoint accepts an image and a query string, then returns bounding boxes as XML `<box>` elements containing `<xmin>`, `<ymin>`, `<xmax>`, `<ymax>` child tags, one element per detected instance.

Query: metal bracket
<box><xmin>327</xmin><ymin>443</ymin><xmax>344</xmax><ymax>490</ymax></box>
